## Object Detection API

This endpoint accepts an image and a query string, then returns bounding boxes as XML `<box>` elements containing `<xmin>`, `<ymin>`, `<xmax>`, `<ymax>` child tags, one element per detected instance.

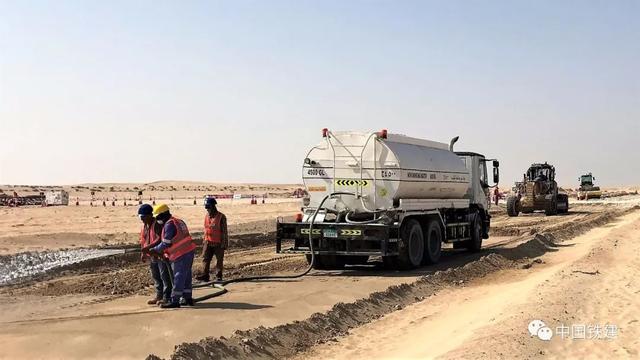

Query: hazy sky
<box><xmin>1</xmin><ymin>0</ymin><xmax>638</xmax><ymax>187</ymax></box>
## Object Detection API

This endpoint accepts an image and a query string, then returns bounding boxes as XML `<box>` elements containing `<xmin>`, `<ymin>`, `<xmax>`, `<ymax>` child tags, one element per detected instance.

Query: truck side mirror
<box><xmin>493</xmin><ymin>167</ymin><xmax>499</xmax><ymax>184</ymax></box>
<box><xmin>492</xmin><ymin>160</ymin><xmax>499</xmax><ymax>168</ymax></box>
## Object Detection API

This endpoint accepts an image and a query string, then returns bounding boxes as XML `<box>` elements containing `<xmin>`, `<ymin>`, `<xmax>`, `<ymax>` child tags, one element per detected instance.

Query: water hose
<box><xmin>345</xmin><ymin>211</ymin><xmax>384</xmax><ymax>224</ymax></box>
<box><xmin>191</xmin><ymin>191</ymin><xmax>357</xmax><ymax>303</ymax></box>
<box><xmin>162</xmin><ymin>259</ymin><xmax>173</xmax><ymax>289</ymax></box>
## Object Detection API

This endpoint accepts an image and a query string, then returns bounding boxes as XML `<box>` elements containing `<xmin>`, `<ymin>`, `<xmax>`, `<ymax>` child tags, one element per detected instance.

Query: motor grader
<box><xmin>576</xmin><ymin>173</ymin><xmax>602</xmax><ymax>200</ymax></box>
<box><xmin>506</xmin><ymin>162</ymin><xmax>569</xmax><ymax>216</ymax></box>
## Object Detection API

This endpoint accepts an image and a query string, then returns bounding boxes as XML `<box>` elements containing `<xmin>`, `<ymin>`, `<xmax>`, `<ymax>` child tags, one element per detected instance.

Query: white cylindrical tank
<box><xmin>302</xmin><ymin>131</ymin><xmax>471</xmax><ymax>212</ymax></box>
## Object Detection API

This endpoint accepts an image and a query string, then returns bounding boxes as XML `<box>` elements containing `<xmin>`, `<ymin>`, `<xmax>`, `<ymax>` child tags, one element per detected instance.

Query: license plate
<box><xmin>323</xmin><ymin>228</ymin><xmax>338</xmax><ymax>238</ymax></box>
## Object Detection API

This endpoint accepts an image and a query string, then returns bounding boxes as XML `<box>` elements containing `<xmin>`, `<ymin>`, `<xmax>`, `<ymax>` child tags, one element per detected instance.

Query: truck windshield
<box><xmin>527</xmin><ymin>167</ymin><xmax>550</xmax><ymax>181</ymax></box>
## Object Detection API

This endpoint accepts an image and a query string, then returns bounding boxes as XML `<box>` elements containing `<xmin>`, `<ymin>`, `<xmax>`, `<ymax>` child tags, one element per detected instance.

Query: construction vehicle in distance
<box><xmin>576</xmin><ymin>173</ymin><xmax>602</xmax><ymax>200</ymax></box>
<box><xmin>506</xmin><ymin>162</ymin><xmax>569</xmax><ymax>217</ymax></box>
<box><xmin>276</xmin><ymin>129</ymin><xmax>499</xmax><ymax>270</ymax></box>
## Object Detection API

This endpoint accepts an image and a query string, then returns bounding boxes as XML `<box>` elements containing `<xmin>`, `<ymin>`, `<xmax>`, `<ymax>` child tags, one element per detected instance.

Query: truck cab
<box><xmin>455</xmin><ymin>152</ymin><xmax>499</xmax><ymax>237</ymax></box>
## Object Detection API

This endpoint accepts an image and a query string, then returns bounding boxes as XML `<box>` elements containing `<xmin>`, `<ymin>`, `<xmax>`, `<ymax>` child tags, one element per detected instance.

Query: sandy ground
<box><xmin>298</xmin><ymin>211</ymin><xmax>640</xmax><ymax>359</ymax></box>
<box><xmin>0</xmin><ymin>234</ymin><xmax>521</xmax><ymax>360</ymax></box>
<box><xmin>0</xmin><ymin>199</ymin><xmax>300</xmax><ymax>255</ymax></box>
<box><xmin>0</xmin><ymin>270</ymin><xmax>418</xmax><ymax>359</ymax></box>
<box><xmin>0</xmin><ymin>195</ymin><xmax>638</xmax><ymax>359</ymax></box>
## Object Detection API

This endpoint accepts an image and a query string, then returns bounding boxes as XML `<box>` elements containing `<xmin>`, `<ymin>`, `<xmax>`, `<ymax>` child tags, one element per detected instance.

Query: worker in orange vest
<box><xmin>196</xmin><ymin>197</ymin><xmax>228</xmax><ymax>282</ymax></box>
<box><xmin>145</xmin><ymin>204</ymin><xmax>197</xmax><ymax>308</ymax></box>
<box><xmin>138</xmin><ymin>204</ymin><xmax>172</xmax><ymax>305</ymax></box>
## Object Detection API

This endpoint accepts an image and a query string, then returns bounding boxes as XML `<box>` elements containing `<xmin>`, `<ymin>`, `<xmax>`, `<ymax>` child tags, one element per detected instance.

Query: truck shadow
<box><xmin>304</xmin><ymin>232</ymin><xmax>569</xmax><ymax>279</ymax></box>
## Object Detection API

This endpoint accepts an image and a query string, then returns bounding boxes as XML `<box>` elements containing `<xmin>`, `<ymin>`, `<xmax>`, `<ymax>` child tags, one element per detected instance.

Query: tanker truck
<box><xmin>276</xmin><ymin>129</ymin><xmax>499</xmax><ymax>270</ymax></box>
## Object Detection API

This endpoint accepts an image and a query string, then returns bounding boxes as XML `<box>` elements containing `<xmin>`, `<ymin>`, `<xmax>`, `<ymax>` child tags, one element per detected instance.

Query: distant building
<box><xmin>45</xmin><ymin>190</ymin><xmax>70</xmax><ymax>206</ymax></box>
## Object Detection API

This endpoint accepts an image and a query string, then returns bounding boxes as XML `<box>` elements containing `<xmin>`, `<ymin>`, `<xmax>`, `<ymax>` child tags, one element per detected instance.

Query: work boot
<box><xmin>147</xmin><ymin>297</ymin><xmax>162</xmax><ymax>305</ymax></box>
<box><xmin>195</xmin><ymin>274</ymin><xmax>210</xmax><ymax>282</ymax></box>
<box><xmin>215</xmin><ymin>271</ymin><xmax>223</xmax><ymax>282</ymax></box>
<box><xmin>180</xmin><ymin>297</ymin><xmax>195</xmax><ymax>307</ymax></box>
<box><xmin>160</xmin><ymin>302</ymin><xmax>180</xmax><ymax>309</ymax></box>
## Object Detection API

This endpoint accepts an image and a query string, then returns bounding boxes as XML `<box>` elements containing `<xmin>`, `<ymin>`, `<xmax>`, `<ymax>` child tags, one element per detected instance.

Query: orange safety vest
<box><xmin>162</xmin><ymin>217</ymin><xmax>196</xmax><ymax>262</ymax></box>
<box><xmin>140</xmin><ymin>223</ymin><xmax>165</xmax><ymax>258</ymax></box>
<box><xmin>204</xmin><ymin>213</ymin><xmax>224</xmax><ymax>244</ymax></box>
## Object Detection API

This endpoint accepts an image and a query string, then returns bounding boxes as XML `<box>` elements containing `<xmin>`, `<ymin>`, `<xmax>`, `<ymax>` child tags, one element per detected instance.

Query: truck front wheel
<box><xmin>397</xmin><ymin>218</ymin><xmax>425</xmax><ymax>269</ymax></box>
<box><xmin>465</xmin><ymin>213</ymin><xmax>483</xmax><ymax>252</ymax></box>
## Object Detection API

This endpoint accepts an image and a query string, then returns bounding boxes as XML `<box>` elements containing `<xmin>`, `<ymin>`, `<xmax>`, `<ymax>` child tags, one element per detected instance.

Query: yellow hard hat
<box><xmin>152</xmin><ymin>203</ymin><xmax>170</xmax><ymax>217</ymax></box>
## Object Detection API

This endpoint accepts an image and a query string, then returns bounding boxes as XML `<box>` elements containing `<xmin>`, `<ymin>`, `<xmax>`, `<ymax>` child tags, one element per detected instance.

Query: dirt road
<box><xmin>0</xmin><ymin>201</ymin><xmax>638</xmax><ymax>359</ymax></box>
<box><xmin>299</xmin><ymin>211</ymin><xmax>640</xmax><ymax>359</ymax></box>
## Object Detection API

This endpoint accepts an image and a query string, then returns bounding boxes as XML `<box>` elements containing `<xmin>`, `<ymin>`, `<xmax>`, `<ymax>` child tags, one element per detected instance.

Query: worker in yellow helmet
<box><xmin>144</xmin><ymin>204</ymin><xmax>197</xmax><ymax>308</ymax></box>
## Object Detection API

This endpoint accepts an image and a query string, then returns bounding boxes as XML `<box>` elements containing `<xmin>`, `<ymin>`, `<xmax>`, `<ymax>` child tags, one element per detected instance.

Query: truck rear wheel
<box><xmin>423</xmin><ymin>220</ymin><xmax>443</xmax><ymax>264</ymax></box>
<box><xmin>506</xmin><ymin>196</ymin><xmax>520</xmax><ymax>217</ymax></box>
<box><xmin>397</xmin><ymin>218</ymin><xmax>424</xmax><ymax>269</ymax></box>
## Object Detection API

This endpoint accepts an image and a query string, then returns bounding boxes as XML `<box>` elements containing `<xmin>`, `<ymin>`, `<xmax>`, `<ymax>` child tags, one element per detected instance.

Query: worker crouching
<box><xmin>138</xmin><ymin>204</ymin><xmax>172</xmax><ymax>305</ymax></box>
<box><xmin>196</xmin><ymin>197</ymin><xmax>228</xmax><ymax>282</ymax></box>
<box><xmin>145</xmin><ymin>204</ymin><xmax>197</xmax><ymax>308</ymax></box>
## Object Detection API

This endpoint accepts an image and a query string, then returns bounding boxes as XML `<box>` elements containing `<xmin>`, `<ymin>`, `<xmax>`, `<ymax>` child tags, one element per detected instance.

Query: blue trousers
<box><xmin>150</xmin><ymin>259</ymin><xmax>172</xmax><ymax>301</ymax></box>
<box><xmin>170</xmin><ymin>251</ymin><xmax>194</xmax><ymax>304</ymax></box>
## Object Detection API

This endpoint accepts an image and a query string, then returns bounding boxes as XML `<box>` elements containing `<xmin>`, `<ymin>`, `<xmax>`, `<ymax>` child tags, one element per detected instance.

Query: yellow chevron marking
<box><xmin>300</xmin><ymin>229</ymin><xmax>322</xmax><ymax>235</ymax></box>
<box><xmin>334</xmin><ymin>179</ymin><xmax>370</xmax><ymax>187</ymax></box>
<box><xmin>340</xmin><ymin>229</ymin><xmax>362</xmax><ymax>236</ymax></box>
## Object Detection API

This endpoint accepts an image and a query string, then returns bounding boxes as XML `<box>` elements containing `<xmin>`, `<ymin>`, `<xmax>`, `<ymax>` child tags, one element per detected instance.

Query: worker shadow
<box><xmin>194</xmin><ymin>301</ymin><xmax>273</xmax><ymax>310</ymax></box>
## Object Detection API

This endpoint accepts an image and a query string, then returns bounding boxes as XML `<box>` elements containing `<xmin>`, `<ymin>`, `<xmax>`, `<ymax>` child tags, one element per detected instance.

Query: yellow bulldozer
<box><xmin>507</xmin><ymin>162</ymin><xmax>569</xmax><ymax>217</ymax></box>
